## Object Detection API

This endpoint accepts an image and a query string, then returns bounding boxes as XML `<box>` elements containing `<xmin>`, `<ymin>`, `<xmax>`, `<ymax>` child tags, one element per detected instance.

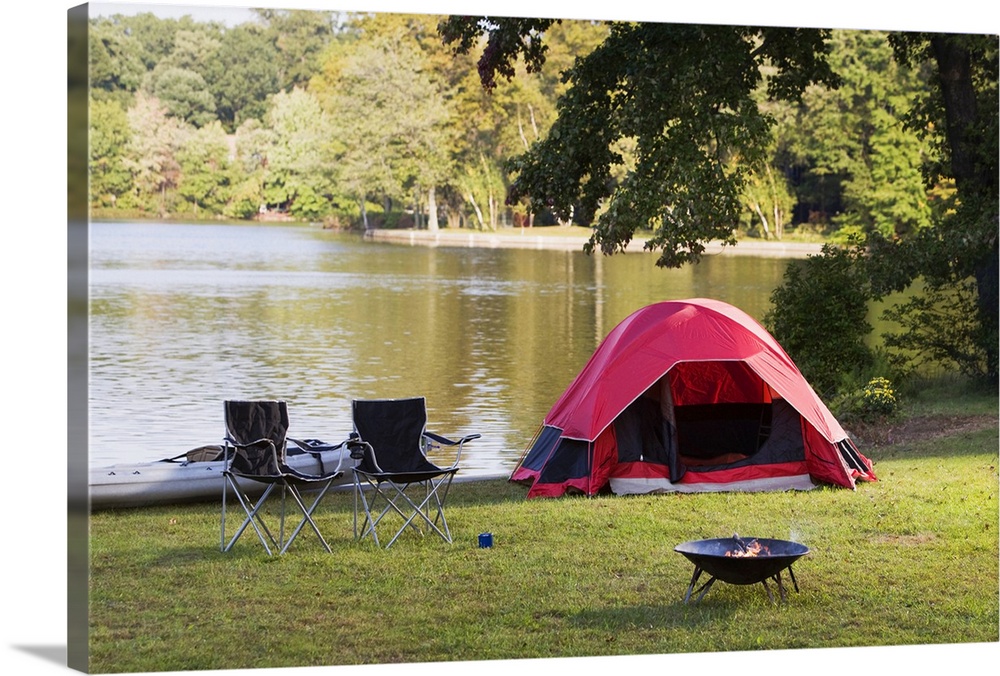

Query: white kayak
<box><xmin>89</xmin><ymin>440</ymin><xmax>358</xmax><ymax>510</ymax></box>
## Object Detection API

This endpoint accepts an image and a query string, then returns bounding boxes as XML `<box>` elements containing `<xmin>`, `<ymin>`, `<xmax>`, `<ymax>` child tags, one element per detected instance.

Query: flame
<box><xmin>725</xmin><ymin>539</ymin><xmax>770</xmax><ymax>558</ymax></box>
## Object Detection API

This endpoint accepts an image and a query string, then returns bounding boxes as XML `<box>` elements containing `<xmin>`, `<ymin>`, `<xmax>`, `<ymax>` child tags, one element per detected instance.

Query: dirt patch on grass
<box><xmin>849</xmin><ymin>414</ymin><xmax>998</xmax><ymax>448</ymax></box>
<box><xmin>870</xmin><ymin>533</ymin><xmax>937</xmax><ymax>546</ymax></box>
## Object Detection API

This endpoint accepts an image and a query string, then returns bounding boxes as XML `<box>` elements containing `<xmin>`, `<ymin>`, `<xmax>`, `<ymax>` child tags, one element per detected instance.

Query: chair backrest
<box><xmin>224</xmin><ymin>400</ymin><xmax>289</xmax><ymax>476</ymax></box>
<box><xmin>352</xmin><ymin>398</ymin><xmax>438</xmax><ymax>473</ymax></box>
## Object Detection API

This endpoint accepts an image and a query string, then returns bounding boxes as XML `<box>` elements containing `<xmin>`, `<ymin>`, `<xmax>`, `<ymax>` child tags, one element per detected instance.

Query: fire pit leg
<box><xmin>683</xmin><ymin>566</ymin><xmax>718</xmax><ymax>604</ymax></box>
<box><xmin>683</xmin><ymin>566</ymin><xmax>703</xmax><ymax>603</ymax></box>
<box><xmin>693</xmin><ymin>576</ymin><xmax>717</xmax><ymax>604</ymax></box>
<box><xmin>787</xmin><ymin>565</ymin><xmax>800</xmax><ymax>593</ymax></box>
<box><xmin>773</xmin><ymin>571</ymin><xmax>787</xmax><ymax>603</ymax></box>
<box><xmin>760</xmin><ymin>578</ymin><xmax>776</xmax><ymax>604</ymax></box>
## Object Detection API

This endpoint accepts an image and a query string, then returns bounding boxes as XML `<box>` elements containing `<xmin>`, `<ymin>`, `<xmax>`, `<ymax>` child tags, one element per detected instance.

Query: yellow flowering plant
<box><xmin>861</xmin><ymin>376</ymin><xmax>898</xmax><ymax>418</ymax></box>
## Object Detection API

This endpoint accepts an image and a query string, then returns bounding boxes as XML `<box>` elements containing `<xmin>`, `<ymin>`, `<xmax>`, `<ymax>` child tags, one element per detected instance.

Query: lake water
<box><xmin>87</xmin><ymin>221</ymin><xmax>793</xmax><ymax>474</ymax></box>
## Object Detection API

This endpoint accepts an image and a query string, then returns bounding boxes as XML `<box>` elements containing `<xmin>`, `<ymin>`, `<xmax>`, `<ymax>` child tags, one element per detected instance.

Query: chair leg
<box><xmin>352</xmin><ymin>472</ymin><xmax>458</xmax><ymax>548</ymax></box>
<box><xmin>278</xmin><ymin>481</ymin><xmax>334</xmax><ymax>554</ymax></box>
<box><xmin>354</xmin><ymin>474</ymin><xmax>381</xmax><ymax>547</ymax></box>
<box><xmin>354</xmin><ymin>477</ymin><xmax>419</xmax><ymax>548</ymax></box>
<box><xmin>410</xmin><ymin>476</ymin><xmax>454</xmax><ymax>543</ymax></box>
<box><xmin>223</xmin><ymin>481</ymin><xmax>279</xmax><ymax>555</ymax></box>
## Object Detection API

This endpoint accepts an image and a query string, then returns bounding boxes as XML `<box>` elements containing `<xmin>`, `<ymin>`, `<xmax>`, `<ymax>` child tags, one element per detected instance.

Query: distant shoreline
<box><xmin>364</xmin><ymin>227</ymin><xmax>825</xmax><ymax>259</ymax></box>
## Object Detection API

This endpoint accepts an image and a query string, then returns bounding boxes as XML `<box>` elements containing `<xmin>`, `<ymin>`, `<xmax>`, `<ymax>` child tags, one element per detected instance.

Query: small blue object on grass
<box><xmin>478</xmin><ymin>532</ymin><xmax>493</xmax><ymax>548</ymax></box>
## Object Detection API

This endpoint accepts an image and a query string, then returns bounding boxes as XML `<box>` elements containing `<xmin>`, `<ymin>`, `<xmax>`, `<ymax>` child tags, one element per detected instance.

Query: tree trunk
<box><xmin>752</xmin><ymin>201</ymin><xmax>771</xmax><ymax>239</ymax></box>
<box><xmin>427</xmin><ymin>186</ymin><xmax>439</xmax><ymax>232</ymax></box>
<box><xmin>932</xmin><ymin>35</ymin><xmax>999</xmax><ymax>380</ymax></box>
<box><xmin>488</xmin><ymin>189</ymin><xmax>498</xmax><ymax>231</ymax></box>
<box><xmin>765</xmin><ymin>164</ymin><xmax>783</xmax><ymax>240</ymax></box>
<box><xmin>467</xmin><ymin>192</ymin><xmax>486</xmax><ymax>230</ymax></box>
<box><xmin>931</xmin><ymin>37</ymin><xmax>979</xmax><ymax>192</ymax></box>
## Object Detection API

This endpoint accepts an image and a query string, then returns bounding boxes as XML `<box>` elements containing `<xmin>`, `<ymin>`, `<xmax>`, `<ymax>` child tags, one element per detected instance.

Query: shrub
<box><xmin>880</xmin><ymin>278</ymin><xmax>993</xmax><ymax>382</ymax></box>
<box><xmin>764</xmin><ymin>242</ymin><xmax>874</xmax><ymax>397</ymax></box>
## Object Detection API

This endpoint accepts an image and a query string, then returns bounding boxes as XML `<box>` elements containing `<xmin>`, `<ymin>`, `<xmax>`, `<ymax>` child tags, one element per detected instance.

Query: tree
<box><xmin>255</xmin><ymin>8</ymin><xmax>339</xmax><ymax>93</ymax></box>
<box><xmin>162</xmin><ymin>27</ymin><xmax>223</xmax><ymax>72</ymax></box>
<box><xmin>176</xmin><ymin>121</ymin><xmax>232</xmax><ymax>216</ymax></box>
<box><xmin>151</xmin><ymin>25</ymin><xmax>225</xmax><ymax>128</ymax></box>
<box><xmin>862</xmin><ymin>33</ymin><xmax>998</xmax><ymax>381</ymax></box>
<box><xmin>441</xmin><ymin>19</ymin><xmax>840</xmax><ymax>266</ymax></box>
<box><xmin>200</xmin><ymin>23</ymin><xmax>281</xmax><ymax>131</ymax></box>
<box><xmin>147</xmin><ymin>66</ymin><xmax>217</xmax><ymax>127</ymax></box>
<box><xmin>313</xmin><ymin>22</ymin><xmax>453</xmax><ymax>229</ymax></box>
<box><xmin>740</xmin><ymin>161</ymin><xmax>795</xmax><ymax>239</ymax></box>
<box><xmin>259</xmin><ymin>88</ymin><xmax>338</xmax><ymax>220</ymax></box>
<box><xmin>122</xmin><ymin>92</ymin><xmax>185</xmax><ymax>215</ymax></box>
<box><xmin>778</xmin><ymin>30</ymin><xmax>935</xmax><ymax>239</ymax></box>
<box><xmin>88</xmin><ymin>18</ymin><xmax>145</xmax><ymax>102</ymax></box>
<box><xmin>225</xmin><ymin>118</ymin><xmax>274</xmax><ymax>219</ymax></box>
<box><xmin>765</xmin><ymin>243</ymin><xmax>874</xmax><ymax>396</ymax></box>
<box><xmin>111</xmin><ymin>11</ymin><xmax>203</xmax><ymax>71</ymax></box>
<box><xmin>89</xmin><ymin>97</ymin><xmax>134</xmax><ymax>208</ymax></box>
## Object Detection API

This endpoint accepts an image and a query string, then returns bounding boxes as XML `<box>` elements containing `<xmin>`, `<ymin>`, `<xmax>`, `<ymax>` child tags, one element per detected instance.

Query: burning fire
<box><xmin>725</xmin><ymin>539</ymin><xmax>770</xmax><ymax>558</ymax></box>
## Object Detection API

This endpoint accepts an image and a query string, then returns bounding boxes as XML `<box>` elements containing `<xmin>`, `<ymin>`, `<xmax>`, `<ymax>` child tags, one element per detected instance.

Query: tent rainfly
<box><xmin>511</xmin><ymin>299</ymin><xmax>876</xmax><ymax>498</ymax></box>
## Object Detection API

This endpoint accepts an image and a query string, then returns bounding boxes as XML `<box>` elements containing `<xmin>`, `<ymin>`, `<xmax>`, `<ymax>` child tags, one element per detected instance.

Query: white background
<box><xmin>2</xmin><ymin>1</ymin><xmax>997</xmax><ymax>675</ymax></box>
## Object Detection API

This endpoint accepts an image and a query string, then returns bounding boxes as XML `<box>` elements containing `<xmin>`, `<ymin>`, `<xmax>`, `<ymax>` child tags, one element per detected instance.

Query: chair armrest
<box><xmin>423</xmin><ymin>432</ymin><xmax>481</xmax><ymax>469</ymax></box>
<box><xmin>288</xmin><ymin>437</ymin><xmax>337</xmax><ymax>452</ymax></box>
<box><xmin>224</xmin><ymin>435</ymin><xmax>274</xmax><ymax>450</ymax></box>
<box><xmin>288</xmin><ymin>437</ymin><xmax>363</xmax><ymax>476</ymax></box>
<box><xmin>344</xmin><ymin>433</ymin><xmax>380</xmax><ymax>474</ymax></box>
<box><xmin>424</xmin><ymin>432</ymin><xmax>482</xmax><ymax>446</ymax></box>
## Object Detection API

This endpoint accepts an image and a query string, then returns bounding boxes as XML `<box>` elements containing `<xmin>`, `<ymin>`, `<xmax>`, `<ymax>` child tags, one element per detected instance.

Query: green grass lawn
<box><xmin>87</xmin><ymin>419</ymin><xmax>997</xmax><ymax>673</ymax></box>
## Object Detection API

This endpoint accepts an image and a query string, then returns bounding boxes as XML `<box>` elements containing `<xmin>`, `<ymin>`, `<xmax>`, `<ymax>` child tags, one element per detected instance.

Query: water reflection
<box><xmin>88</xmin><ymin>221</ymin><xmax>791</xmax><ymax>474</ymax></box>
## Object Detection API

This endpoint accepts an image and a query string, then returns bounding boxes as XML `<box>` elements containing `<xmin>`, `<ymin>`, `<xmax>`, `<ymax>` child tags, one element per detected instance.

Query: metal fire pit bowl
<box><xmin>674</xmin><ymin>536</ymin><xmax>809</xmax><ymax>604</ymax></box>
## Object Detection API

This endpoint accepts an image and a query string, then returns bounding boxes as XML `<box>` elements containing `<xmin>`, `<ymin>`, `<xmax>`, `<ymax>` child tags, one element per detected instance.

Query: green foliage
<box><xmin>739</xmin><ymin>162</ymin><xmax>795</xmax><ymax>239</ymax></box>
<box><xmin>287</xmin><ymin>185</ymin><xmax>328</xmax><ymax>221</ymax></box>
<box><xmin>448</xmin><ymin>20</ymin><xmax>840</xmax><ymax>267</ymax></box>
<box><xmin>121</xmin><ymin>92</ymin><xmax>185</xmax><ymax>214</ymax></box>
<box><xmin>254</xmin><ymin>8</ymin><xmax>338</xmax><ymax>92</ymax></box>
<box><xmin>200</xmin><ymin>23</ymin><xmax>281</xmax><ymax>131</ymax></box>
<box><xmin>223</xmin><ymin>177</ymin><xmax>263</xmax><ymax>220</ymax></box>
<box><xmin>764</xmin><ymin>243</ymin><xmax>874</xmax><ymax>397</ymax></box>
<box><xmin>147</xmin><ymin>66</ymin><xmax>217</xmax><ymax>127</ymax></box>
<box><xmin>176</xmin><ymin>121</ymin><xmax>232</xmax><ymax>215</ymax></box>
<box><xmin>778</xmin><ymin>30</ymin><xmax>935</xmax><ymax>240</ymax></box>
<box><xmin>259</xmin><ymin>88</ymin><xmax>337</xmax><ymax>215</ymax></box>
<box><xmin>880</xmin><ymin>278</ymin><xmax>992</xmax><ymax>381</ymax></box>
<box><xmin>83</xmin><ymin>10</ymin><xmax>997</xmax><ymax>384</ymax></box>
<box><xmin>88</xmin><ymin>19</ymin><xmax>145</xmax><ymax>98</ymax></box>
<box><xmin>439</xmin><ymin>16</ymin><xmax>559</xmax><ymax>91</ymax></box>
<box><xmin>877</xmin><ymin>33</ymin><xmax>999</xmax><ymax>382</ymax></box>
<box><xmin>830</xmin><ymin>374</ymin><xmax>903</xmax><ymax>426</ymax></box>
<box><xmin>446</xmin><ymin>17</ymin><xmax>997</xmax><ymax>384</ymax></box>
<box><xmin>89</xmin><ymin>97</ymin><xmax>134</xmax><ymax>208</ymax></box>
<box><xmin>311</xmin><ymin>20</ymin><xmax>455</xmax><ymax>228</ymax></box>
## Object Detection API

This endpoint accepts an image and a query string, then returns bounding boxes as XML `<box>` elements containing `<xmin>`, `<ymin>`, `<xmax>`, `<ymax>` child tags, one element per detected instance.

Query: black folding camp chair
<box><xmin>350</xmin><ymin>397</ymin><xmax>480</xmax><ymax>548</ymax></box>
<box><xmin>221</xmin><ymin>400</ymin><xmax>346</xmax><ymax>555</ymax></box>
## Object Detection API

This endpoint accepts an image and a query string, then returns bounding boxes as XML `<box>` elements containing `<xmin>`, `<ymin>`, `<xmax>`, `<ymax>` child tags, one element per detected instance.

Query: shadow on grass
<box><xmin>855</xmin><ymin>418</ymin><xmax>998</xmax><ymax>461</ymax></box>
<box><xmin>568</xmin><ymin>583</ymin><xmax>803</xmax><ymax>634</ymax></box>
<box><xmin>568</xmin><ymin>600</ymin><xmax>738</xmax><ymax>632</ymax></box>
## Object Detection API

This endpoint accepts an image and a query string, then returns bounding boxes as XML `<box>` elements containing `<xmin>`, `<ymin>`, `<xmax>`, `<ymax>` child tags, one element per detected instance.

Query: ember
<box><xmin>725</xmin><ymin>539</ymin><xmax>770</xmax><ymax>558</ymax></box>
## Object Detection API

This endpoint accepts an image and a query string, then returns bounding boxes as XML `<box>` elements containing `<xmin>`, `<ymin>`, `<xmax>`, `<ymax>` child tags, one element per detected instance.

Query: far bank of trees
<box><xmin>90</xmin><ymin>9</ymin><xmax>940</xmax><ymax>242</ymax></box>
<box><xmin>88</xmin><ymin>10</ymin><xmax>607</xmax><ymax>229</ymax></box>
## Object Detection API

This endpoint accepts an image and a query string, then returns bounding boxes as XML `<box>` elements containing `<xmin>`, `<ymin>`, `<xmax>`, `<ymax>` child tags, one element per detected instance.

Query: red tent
<box><xmin>511</xmin><ymin>299</ymin><xmax>876</xmax><ymax>498</ymax></box>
